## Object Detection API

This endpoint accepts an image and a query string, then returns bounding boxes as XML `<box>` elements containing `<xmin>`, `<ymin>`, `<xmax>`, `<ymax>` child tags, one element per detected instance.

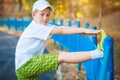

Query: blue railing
<box><xmin>0</xmin><ymin>18</ymin><xmax>114</xmax><ymax>80</ymax></box>
<box><xmin>0</xmin><ymin>17</ymin><xmax>32</xmax><ymax>31</ymax></box>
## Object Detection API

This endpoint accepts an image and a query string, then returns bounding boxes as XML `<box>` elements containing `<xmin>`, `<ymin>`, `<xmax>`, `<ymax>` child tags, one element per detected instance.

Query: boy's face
<box><xmin>32</xmin><ymin>8</ymin><xmax>51</xmax><ymax>25</ymax></box>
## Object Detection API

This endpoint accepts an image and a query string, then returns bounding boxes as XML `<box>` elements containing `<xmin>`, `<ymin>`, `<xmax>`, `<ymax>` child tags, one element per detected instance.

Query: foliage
<box><xmin>12</xmin><ymin>0</ymin><xmax>120</xmax><ymax>19</ymax></box>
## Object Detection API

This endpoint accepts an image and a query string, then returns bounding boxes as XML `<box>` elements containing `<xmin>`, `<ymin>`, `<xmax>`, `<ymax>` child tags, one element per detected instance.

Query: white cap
<box><xmin>32</xmin><ymin>0</ymin><xmax>54</xmax><ymax>12</ymax></box>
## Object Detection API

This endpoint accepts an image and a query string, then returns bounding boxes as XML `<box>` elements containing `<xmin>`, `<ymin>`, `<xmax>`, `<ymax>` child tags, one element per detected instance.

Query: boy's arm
<box><xmin>50</xmin><ymin>26</ymin><xmax>101</xmax><ymax>35</ymax></box>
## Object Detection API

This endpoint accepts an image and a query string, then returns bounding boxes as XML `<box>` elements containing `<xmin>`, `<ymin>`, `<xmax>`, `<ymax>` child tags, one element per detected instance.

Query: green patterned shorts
<box><xmin>16</xmin><ymin>53</ymin><xmax>59</xmax><ymax>80</ymax></box>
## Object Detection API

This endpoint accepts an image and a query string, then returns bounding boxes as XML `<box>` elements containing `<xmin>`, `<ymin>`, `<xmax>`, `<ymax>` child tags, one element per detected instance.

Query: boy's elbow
<box><xmin>51</xmin><ymin>27</ymin><xmax>65</xmax><ymax>34</ymax></box>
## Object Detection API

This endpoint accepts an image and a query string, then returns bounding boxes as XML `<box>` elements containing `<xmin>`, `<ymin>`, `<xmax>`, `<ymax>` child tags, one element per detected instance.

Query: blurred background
<box><xmin>0</xmin><ymin>0</ymin><xmax>120</xmax><ymax>80</ymax></box>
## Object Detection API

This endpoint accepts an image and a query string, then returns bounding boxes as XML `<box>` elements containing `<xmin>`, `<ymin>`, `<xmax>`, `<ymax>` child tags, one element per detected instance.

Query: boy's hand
<box><xmin>84</xmin><ymin>29</ymin><xmax>102</xmax><ymax>35</ymax></box>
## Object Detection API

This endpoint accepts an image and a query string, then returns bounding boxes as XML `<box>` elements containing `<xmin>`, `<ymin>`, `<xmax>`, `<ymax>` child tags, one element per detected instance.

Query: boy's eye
<box><xmin>46</xmin><ymin>14</ymin><xmax>50</xmax><ymax>16</ymax></box>
<box><xmin>40</xmin><ymin>14</ymin><xmax>44</xmax><ymax>16</ymax></box>
<box><xmin>39</xmin><ymin>13</ymin><xmax>50</xmax><ymax>17</ymax></box>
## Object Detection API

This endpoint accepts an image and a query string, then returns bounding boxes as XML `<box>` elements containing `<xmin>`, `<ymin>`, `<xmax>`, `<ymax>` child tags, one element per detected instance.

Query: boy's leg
<box><xmin>39</xmin><ymin>48</ymin><xmax>56</xmax><ymax>80</ymax></box>
<box><xmin>58</xmin><ymin>49</ymin><xmax>103</xmax><ymax>63</ymax></box>
<box><xmin>39</xmin><ymin>71</ymin><xmax>56</xmax><ymax>80</ymax></box>
<box><xmin>16</xmin><ymin>53</ymin><xmax>59</xmax><ymax>80</ymax></box>
<box><xmin>16</xmin><ymin>50</ymin><xmax>103</xmax><ymax>80</ymax></box>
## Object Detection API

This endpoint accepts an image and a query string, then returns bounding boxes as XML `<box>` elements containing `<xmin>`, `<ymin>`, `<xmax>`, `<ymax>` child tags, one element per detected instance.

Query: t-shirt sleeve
<box><xmin>31</xmin><ymin>24</ymin><xmax>54</xmax><ymax>40</ymax></box>
<box><xmin>22</xmin><ymin>21</ymin><xmax>54</xmax><ymax>41</ymax></box>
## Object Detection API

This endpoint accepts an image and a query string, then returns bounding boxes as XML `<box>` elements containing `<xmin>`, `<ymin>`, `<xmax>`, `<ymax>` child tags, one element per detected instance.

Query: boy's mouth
<box><xmin>41</xmin><ymin>21</ymin><xmax>47</xmax><ymax>25</ymax></box>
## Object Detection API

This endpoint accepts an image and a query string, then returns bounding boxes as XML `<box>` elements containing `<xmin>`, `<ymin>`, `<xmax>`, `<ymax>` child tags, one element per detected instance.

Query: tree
<box><xmin>89</xmin><ymin>0</ymin><xmax>120</xmax><ymax>29</ymax></box>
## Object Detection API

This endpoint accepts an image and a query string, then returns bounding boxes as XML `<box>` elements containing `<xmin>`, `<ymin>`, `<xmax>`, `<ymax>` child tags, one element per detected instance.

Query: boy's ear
<box><xmin>32</xmin><ymin>12</ymin><xmax>35</xmax><ymax>17</ymax></box>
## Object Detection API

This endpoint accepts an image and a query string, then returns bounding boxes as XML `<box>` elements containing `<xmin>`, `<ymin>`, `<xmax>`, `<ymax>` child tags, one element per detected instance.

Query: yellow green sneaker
<box><xmin>97</xmin><ymin>30</ymin><xmax>107</xmax><ymax>51</ymax></box>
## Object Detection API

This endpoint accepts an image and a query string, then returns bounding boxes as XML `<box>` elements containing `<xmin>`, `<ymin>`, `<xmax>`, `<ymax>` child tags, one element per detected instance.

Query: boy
<box><xmin>15</xmin><ymin>0</ymin><xmax>103</xmax><ymax>80</ymax></box>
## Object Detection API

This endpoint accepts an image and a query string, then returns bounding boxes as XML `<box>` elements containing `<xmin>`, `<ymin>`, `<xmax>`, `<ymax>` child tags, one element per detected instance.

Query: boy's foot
<box><xmin>90</xmin><ymin>30</ymin><xmax>107</xmax><ymax>59</ymax></box>
<box><xmin>90</xmin><ymin>49</ymin><xmax>103</xmax><ymax>59</ymax></box>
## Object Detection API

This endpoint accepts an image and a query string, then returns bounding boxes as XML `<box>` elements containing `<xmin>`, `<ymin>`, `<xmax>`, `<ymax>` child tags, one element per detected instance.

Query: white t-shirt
<box><xmin>15</xmin><ymin>21</ymin><xmax>54</xmax><ymax>70</ymax></box>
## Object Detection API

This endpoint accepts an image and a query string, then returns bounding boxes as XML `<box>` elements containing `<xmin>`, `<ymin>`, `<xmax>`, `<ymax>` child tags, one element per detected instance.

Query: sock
<box><xmin>90</xmin><ymin>49</ymin><xmax>103</xmax><ymax>59</ymax></box>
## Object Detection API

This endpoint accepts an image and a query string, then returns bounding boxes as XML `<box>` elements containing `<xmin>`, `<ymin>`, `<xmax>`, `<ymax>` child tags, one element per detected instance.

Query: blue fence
<box><xmin>0</xmin><ymin>18</ymin><xmax>114</xmax><ymax>80</ymax></box>
<box><xmin>0</xmin><ymin>17</ymin><xmax>32</xmax><ymax>31</ymax></box>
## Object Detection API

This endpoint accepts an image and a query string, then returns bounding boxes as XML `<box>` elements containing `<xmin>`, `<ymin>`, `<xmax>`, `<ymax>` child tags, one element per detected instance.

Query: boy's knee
<box><xmin>58</xmin><ymin>52</ymin><xmax>65</xmax><ymax>63</ymax></box>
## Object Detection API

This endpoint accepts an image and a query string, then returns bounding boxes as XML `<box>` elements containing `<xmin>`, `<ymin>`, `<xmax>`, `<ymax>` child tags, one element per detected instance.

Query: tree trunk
<box><xmin>98</xmin><ymin>0</ymin><xmax>102</xmax><ymax>29</ymax></box>
<box><xmin>18</xmin><ymin>0</ymin><xmax>22</xmax><ymax>11</ymax></box>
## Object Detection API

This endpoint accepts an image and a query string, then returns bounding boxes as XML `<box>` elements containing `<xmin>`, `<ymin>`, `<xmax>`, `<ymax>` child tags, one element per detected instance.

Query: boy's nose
<box><xmin>43</xmin><ymin>15</ymin><xmax>47</xmax><ymax>20</ymax></box>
